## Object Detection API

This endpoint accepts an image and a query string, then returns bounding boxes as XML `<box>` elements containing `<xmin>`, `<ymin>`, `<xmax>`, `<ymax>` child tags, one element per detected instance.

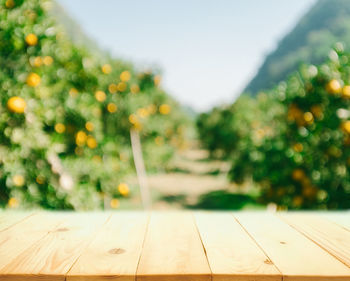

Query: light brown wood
<box><xmin>0</xmin><ymin>212</ymin><xmax>34</xmax><ymax>232</ymax></box>
<box><xmin>235</xmin><ymin>212</ymin><xmax>350</xmax><ymax>281</ymax></box>
<box><xmin>0</xmin><ymin>213</ymin><xmax>64</xmax><ymax>272</ymax></box>
<box><xmin>67</xmin><ymin>212</ymin><xmax>149</xmax><ymax>281</ymax></box>
<box><xmin>0</xmin><ymin>213</ymin><xmax>110</xmax><ymax>281</ymax></box>
<box><xmin>279</xmin><ymin>213</ymin><xmax>350</xmax><ymax>268</ymax></box>
<box><xmin>194</xmin><ymin>212</ymin><xmax>281</xmax><ymax>281</ymax></box>
<box><xmin>136</xmin><ymin>212</ymin><xmax>211</xmax><ymax>281</ymax></box>
<box><xmin>318</xmin><ymin>212</ymin><xmax>350</xmax><ymax>231</ymax></box>
<box><xmin>0</xmin><ymin>211</ymin><xmax>349</xmax><ymax>281</ymax></box>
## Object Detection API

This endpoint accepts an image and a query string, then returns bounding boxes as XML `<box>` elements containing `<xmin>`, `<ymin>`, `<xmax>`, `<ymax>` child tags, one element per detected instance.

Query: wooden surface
<box><xmin>0</xmin><ymin>211</ymin><xmax>349</xmax><ymax>281</ymax></box>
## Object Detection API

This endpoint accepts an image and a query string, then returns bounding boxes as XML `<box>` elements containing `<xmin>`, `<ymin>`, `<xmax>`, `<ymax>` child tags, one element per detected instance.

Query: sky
<box><xmin>57</xmin><ymin>0</ymin><xmax>316</xmax><ymax>112</ymax></box>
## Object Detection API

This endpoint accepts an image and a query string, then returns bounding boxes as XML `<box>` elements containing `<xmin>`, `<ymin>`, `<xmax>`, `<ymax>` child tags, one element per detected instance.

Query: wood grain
<box><xmin>0</xmin><ymin>212</ymin><xmax>34</xmax><ymax>232</ymax></box>
<box><xmin>235</xmin><ymin>212</ymin><xmax>350</xmax><ymax>281</ymax></box>
<box><xmin>0</xmin><ymin>213</ymin><xmax>64</xmax><ymax>272</ymax></box>
<box><xmin>0</xmin><ymin>213</ymin><xmax>110</xmax><ymax>281</ymax></box>
<box><xmin>0</xmin><ymin>211</ymin><xmax>349</xmax><ymax>281</ymax></box>
<box><xmin>279</xmin><ymin>213</ymin><xmax>350</xmax><ymax>268</ymax></box>
<box><xmin>136</xmin><ymin>212</ymin><xmax>211</xmax><ymax>281</ymax></box>
<box><xmin>195</xmin><ymin>212</ymin><xmax>281</xmax><ymax>281</ymax></box>
<box><xmin>67</xmin><ymin>212</ymin><xmax>149</xmax><ymax>281</ymax></box>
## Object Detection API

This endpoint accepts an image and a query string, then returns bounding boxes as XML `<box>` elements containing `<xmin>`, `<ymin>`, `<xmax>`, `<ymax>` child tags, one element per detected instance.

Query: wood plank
<box><xmin>0</xmin><ymin>212</ymin><xmax>110</xmax><ymax>281</ymax></box>
<box><xmin>279</xmin><ymin>213</ymin><xmax>350</xmax><ymax>268</ymax></box>
<box><xmin>0</xmin><ymin>212</ymin><xmax>34</xmax><ymax>232</ymax></box>
<box><xmin>136</xmin><ymin>212</ymin><xmax>211</xmax><ymax>281</ymax></box>
<box><xmin>318</xmin><ymin>212</ymin><xmax>350</xmax><ymax>231</ymax></box>
<box><xmin>67</xmin><ymin>212</ymin><xmax>149</xmax><ymax>281</ymax></box>
<box><xmin>235</xmin><ymin>213</ymin><xmax>350</xmax><ymax>281</ymax></box>
<box><xmin>194</xmin><ymin>212</ymin><xmax>281</xmax><ymax>281</ymax></box>
<box><xmin>0</xmin><ymin>212</ymin><xmax>64</xmax><ymax>271</ymax></box>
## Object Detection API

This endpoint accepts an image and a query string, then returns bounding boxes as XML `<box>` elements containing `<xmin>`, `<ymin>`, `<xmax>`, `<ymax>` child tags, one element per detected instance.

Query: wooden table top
<box><xmin>0</xmin><ymin>211</ymin><xmax>349</xmax><ymax>281</ymax></box>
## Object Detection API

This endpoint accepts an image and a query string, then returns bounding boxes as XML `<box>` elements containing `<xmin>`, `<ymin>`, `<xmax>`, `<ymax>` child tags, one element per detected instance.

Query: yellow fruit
<box><xmin>303</xmin><ymin>112</ymin><xmax>314</xmax><ymax>123</ymax></box>
<box><xmin>95</xmin><ymin>90</ymin><xmax>106</xmax><ymax>102</ymax></box>
<box><xmin>76</xmin><ymin>131</ymin><xmax>87</xmax><ymax>146</ymax></box>
<box><xmin>110</xmin><ymin>198</ymin><xmax>119</xmax><ymax>209</ymax></box>
<box><xmin>25</xmin><ymin>33</ymin><xmax>38</xmax><ymax>46</ymax></box>
<box><xmin>55</xmin><ymin>123</ymin><xmax>66</xmax><ymax>133</ymax></box>
<box><xmin>310</xmin><ymin>105</ymin><xmax>323</xmax><ymax>119</ymax></box>
<box><xmin>343</xmin><ymin>85</ymin><xmax>350</xmax><ymax>98</ymax></box>
<box><xmin>148</xmin><ymin>104</ymin><xmax>157</xmax><ymax>114</ymax></box>
<box><xmin>5</xmin><ymin>0</ymin><xmax>15</xmax><ymax>8</ymax></box>
<box><xmin>33</xmin><ymin>56</ymin><xmax>43</xmax><ymax>67</ymax></box>
<box><xmin>292</xmin><ymin>169</ymin><xmax>305</xmax><ymax>181</ymax></box>
<box><xmin>86</xmin><ymin>136</ymin><xmax>97</xmax><ymax>149</ymax></box>
<box><xmin>13</xmin><ymin>174</ymin><xmax>25</xmax><ymax>186</ymax></box>
<box><xmin>117</xmin><ymin>82</ymin><xmax>127</xmax><ymax>92</ymax></box>
<box><xmin>36</xmin><ymin>175</ymin><xmax>45</xmax><ymax>185</ymax></box>
<box><xmin>159</xmin><ymin>104</ymin><xmax>171</xmax><ymax>115</ymax></box>
<box><xmin>326</xmin><ymin>79</ymin><xmax>341</xmax><ymax>94</ymax></box>
<box><xmin>154</xmin><ymin>75</ymin><xmax>161</xmax><ymax>86</ymax></box>
<box><xmin>108</xmin><ymin>83</ymin><xmax>118</xmax><ymax>94</ymax></box>
<box><xmin>132</xmin><ymin>122</ymin><xmax>142</xmax><ymax>131</ymax></box>
<box><xmin>120</xmin><ymin>70</ymin><xmax>131</xmax><ymax>82</ymax></box>
<box><xmin>137</xmin><ymin>108</ymin><xmax>148</xmax><ymax>118</ymax></box>
<box><xmin>128</xmin><ymin>114</ymin><xmax>138</xmax><ymax>124</ymax></box>
<box><xmin>101</xmin><ymin>64</ymin><xmax>112</xmax><ymax>74</ymax></box>
<box><xmin>43</xmin><ymin>56</ymin><xmax>53</xmax><ymax>66</ymax></box>
<box><xmin>7</xmin><ymin>96</ymin><xmax>26</xmax><ymax>113</ymax></box>
<box><xmin>85</xmin><ymin>122</ymin><xmax>94</xmax><ymax>131</ymax></box>
<box><xmin>26</xmin><ymin>72</ymin><xmax>41</xmax><ymax>87</ymax></box>
<box><xmin>69</xmin><ymin>88</ymin><xmax>78</xmax><ymax>97</ymax></box>
<box><xmin>293</xmin><ymin>143</ymin><xmax>303</xmax><ymax>153</ymax></box>
<box><xmin>107</xmin><ymin>103</ymin><xmax>117</xmax><ymax>113</ymax></box>
<box><xmin>8</xmin><ymin>198</ymin><xmax>19</xmax><ymax>208</ymax></box>
<box><xmin>130</xmin><ymin>84</ymin><xmax>140</xmax><ymax>94</ymax></box>
<box><xmin>343</xmin><ymin>121</ymin><xmax>350</xmax><ymax>134</ymax></box>
<box><xmin>118</xmin><ymin>183</ymin><xmax>129</xmax><ymax>196</ymax></box>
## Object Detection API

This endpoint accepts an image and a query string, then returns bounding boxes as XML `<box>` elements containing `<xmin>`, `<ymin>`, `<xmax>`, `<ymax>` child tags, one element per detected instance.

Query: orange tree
<box><xmin>229</xmin><ymin>45</ymin><xmax>350</xmax><ymax>209</ymax></box>
<box><xmin>0</xmin><ymin>0</ymin><xmax>190</xmax><ymax>209</ymax></box>
<box><xmin>197</xmin><ymin>45</ymin><xmax>350</xmax><ymax>209</ymax></box>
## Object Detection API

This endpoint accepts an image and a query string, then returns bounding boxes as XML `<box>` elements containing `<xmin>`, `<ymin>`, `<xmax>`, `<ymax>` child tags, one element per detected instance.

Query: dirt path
<box><xmin>147</xmin><ymin>148</ymin><xmax>234</xmax><ymax>209</ymax></box>
<box><xmin>123</xmin><ymin>144</ymin><xmax>258</xmax><ymax>210</ymax></box>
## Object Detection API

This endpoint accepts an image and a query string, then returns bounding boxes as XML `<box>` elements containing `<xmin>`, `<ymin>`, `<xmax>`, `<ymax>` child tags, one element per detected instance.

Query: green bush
<box><xmin>198</xmin><ymin>45</ymin><xmax>350</xmax><ymax>209</ymax></box>
<box><xmin>0</xmin><ymin>0</ymin><xmax>190</xmax><ymax>210</ymax></box>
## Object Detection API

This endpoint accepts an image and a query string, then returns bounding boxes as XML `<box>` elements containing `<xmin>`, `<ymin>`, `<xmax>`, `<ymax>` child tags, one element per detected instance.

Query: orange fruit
<box><xmin>25</xmin><ymin>33</ymin><xmax>38</xmax><ymax>46</ymax></box>
<box><xmin>326</xmin><ymin>79</ymin><xmax>341</xmax><ymax>94</ymax></box>
<box><xmin>26</xmin><ymin>72</ymin><xmax>41</xmax><ymax>87</ymax></box>
<box><xmin>95</xmin><ymin>91</ymin><xmax>106</xmax><ymax>102</ymax></box>
<box><xmin>159</xmin><ymin>104</ymin><xmax>171</xmax><ymax>115</ymax></box>
<box><xmin>13</xmin><ymin>175</ymin><xmax>25</xmax><ymax>186</ymax></box>
<box><xmin>101</xmin><ymin>64</ymin><xmax>112</xmax><ymax>74</ymax></box>
<box><xmin>110</xmin><ymin>198</ymin><xmax>119</xmax><ymax>209</ymax></box>
<box><xmin>120</xmin><ymin>71</ymin><xmax>131</xmax><ymax>82</ymax></box>
<box><xmin>107</xmin><ymin>103</ymin><xmax>117</xmax><ymax>113</ymax></box>
<box><xmin>118</xmin><ymin>183</ymin><xmax>129</xmax><ymax>196</ymax></box>
<box><xmin>7</xmin><ymin>96</ymin><xmax>26</xmax><ymax>113</ymax></box>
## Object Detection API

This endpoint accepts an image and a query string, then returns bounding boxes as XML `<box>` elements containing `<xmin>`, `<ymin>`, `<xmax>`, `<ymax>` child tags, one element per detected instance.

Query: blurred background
<box><xmin>1</xmin><ymin>0</ymin><xmax>349</xmax><ymax>211</ymax></box>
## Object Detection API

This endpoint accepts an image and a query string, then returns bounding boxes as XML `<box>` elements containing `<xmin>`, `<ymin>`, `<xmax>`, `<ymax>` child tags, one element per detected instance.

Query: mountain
<box><xmin>244</xmin><ymin>0</ymin><xmax>350</xmax><ymax>95</ymax></box>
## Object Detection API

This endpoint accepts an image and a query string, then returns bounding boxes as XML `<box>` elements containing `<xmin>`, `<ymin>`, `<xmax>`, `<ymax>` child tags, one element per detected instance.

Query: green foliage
<box><xmin>245</xmin><ymin>0</ymin><xmax>350</xmax><ymax>95</ymax></box>
<box><xmin>198</xmin><ymin>45</ymin><xmax>350</xmax><ymax>209</ymax></box>
<box><xmin>0</xmin><ymin>0</ymin><xmax>190</xmax><ymax>210</ymax></box>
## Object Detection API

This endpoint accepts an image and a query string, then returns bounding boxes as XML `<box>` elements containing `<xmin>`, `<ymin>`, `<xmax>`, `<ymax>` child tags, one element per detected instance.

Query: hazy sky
<box><xmin>57</xmin><ymin>0</ymin><xmax>316</xmax><ymax>111</ymax></box>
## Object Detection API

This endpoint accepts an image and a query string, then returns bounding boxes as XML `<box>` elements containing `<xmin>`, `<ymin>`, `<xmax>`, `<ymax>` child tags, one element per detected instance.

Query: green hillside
<box><xmin>244</xmin><ymin>0</ymin><xmax>350</xmax><ymax>95</ymax></box>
